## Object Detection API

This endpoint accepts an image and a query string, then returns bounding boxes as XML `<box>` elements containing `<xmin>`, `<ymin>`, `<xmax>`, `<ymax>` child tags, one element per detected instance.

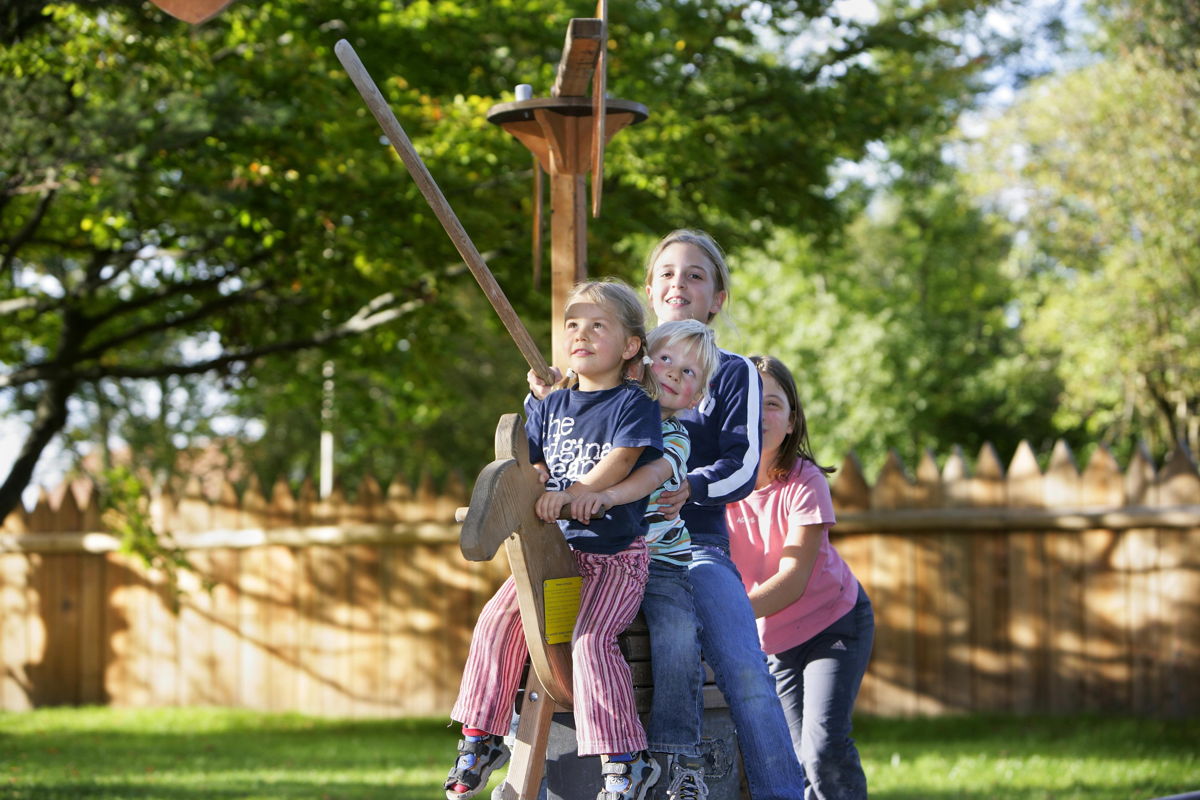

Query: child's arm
<box><xmin>571</xmin><ymin>421</ymin><xmax>688</xmax><ymax>521</ymax></box>
<box><xmin>534</xmin><ymin>446</ymin><xmax>645</xmax><ymax>523</ymax></box>
<box><xmin>568</xmin><ymin>445</ymin><xmax>645</xmax><ymax>493</ymax></box>
<box><xmin>746</xmin><ymin>523</ymin><xmax>826</xmax><ymax>618</ymax></box>
<box><xmin>567</xmin><ymin>458</ymin><xmax>673</xmax><ymax>521</ymax></box>
<box><xmin>526</xmin><ymin>367</ymin><xmax>563</xmax><ymax>401</ymax></box>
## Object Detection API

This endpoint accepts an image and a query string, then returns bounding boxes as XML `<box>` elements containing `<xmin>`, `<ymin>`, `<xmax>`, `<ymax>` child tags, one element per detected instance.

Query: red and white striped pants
<box><xmin>451</xmin><ymin>538</ymin><xmax>649</xmax><ymax>756</ymax></box>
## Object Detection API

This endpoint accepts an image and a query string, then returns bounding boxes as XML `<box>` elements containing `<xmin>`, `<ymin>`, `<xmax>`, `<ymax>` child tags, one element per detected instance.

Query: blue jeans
<box><xmin>690</xmin><ymin>545</ymin><xmax>806</xmax><ymax>800</ymax></box>
<box><xmin>641</xmin><ymin>560</ymin><xmax>705</xmax><ymax>756</ymax></box>
<box><xmin>768</xmin><ymin>585</ymin><xmax>874</xmax><ymax>800</ymax></box>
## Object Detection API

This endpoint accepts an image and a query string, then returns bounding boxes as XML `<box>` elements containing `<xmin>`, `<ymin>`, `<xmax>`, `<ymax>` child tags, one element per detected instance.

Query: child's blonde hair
<box><xmin>642</xmin><ymin>229</ymin><xmax>732</xmax><ymax>323</ymax></box>
<box><xmin>647</xmin><ymin>319</ymin><xmax>721</xmax><ymax>406</ymax></box>
<box><xmin>556</xmin><ymin>279</ymin><xmax>658</xmax><ymax>398</ymax></box>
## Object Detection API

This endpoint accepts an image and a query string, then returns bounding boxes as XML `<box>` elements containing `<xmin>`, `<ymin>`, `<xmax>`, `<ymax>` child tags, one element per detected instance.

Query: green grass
<box><xmin>853</xmin><ymin>714</ymin><xmax>1198</xmax><ymax>799</ymax></box>
<box><xmin>0</xmin><ymin>707</ymin><xmax>1196</xmax><ymax>799</ymax></box>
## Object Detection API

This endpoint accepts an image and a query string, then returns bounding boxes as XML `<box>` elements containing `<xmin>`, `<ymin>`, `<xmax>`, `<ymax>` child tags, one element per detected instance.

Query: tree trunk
<box><xmin>0</xmin><ymin>373</ymin><xmax>77</xmax><ymax>520</ymax></box>
<box><xmin>1146</xmin><ymin>372</ymin><xmax>1184</xmax><ymax>453</ymax></box>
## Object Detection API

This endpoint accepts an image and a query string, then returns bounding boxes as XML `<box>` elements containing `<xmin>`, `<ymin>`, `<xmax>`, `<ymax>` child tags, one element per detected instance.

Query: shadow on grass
<box><xmin>3</xmin><ymin>710</ymin><xmax>1197</xmax><ymax>800</ymax></box>
<box><xmin>1</xmin><ymin>714</ymin><xmax>457</xmax><ymax>800</ymax></box>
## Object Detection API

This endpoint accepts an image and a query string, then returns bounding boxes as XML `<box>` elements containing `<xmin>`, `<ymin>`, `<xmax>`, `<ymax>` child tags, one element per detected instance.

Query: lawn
<box><xmin>0</xmin><ymin>707</ymin><xmax>1196</xmax><ymax>799</ymax></box>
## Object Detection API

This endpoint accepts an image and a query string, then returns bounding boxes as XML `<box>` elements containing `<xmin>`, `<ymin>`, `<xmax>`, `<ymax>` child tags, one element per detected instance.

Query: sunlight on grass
<box><xmin>0</xmin><ymin>708</ymin><xmax>1195</xmax><ymax>799</ymax></box>
<box><xmin>855</xmin><ymin>714</ymin><xmax>1199</xmax><ymax>800</ymax></box>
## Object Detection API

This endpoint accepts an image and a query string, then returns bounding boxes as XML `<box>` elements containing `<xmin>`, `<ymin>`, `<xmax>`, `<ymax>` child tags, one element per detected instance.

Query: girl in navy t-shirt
<box><xmin>445</xmin><ymin>279</ymin><xmax>665</xmax><ymax>800</ymax></box>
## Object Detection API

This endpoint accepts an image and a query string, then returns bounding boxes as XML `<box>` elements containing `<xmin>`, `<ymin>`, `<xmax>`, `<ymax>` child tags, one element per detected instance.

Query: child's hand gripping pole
<box><xmin>334</xmin><ymin>39</ymin><xmax>555</xmax><ymax>386</ymax></box>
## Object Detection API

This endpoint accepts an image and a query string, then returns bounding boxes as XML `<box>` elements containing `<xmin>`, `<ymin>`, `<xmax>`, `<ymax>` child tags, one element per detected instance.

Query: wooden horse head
<box><xmin>460</xmin><ymin>413</ymin><xmax>576</xmax><ymax>707</ymax></box>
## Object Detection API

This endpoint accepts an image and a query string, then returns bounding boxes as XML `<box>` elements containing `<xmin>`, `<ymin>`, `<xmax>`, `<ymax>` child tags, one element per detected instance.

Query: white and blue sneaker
<box><xmin>597</xmin><ymin>751</ymin><xmax>662</xmax><ymax>800</ymax></box>
<box><xmin>444</xmin><ymin>734</ymin><xmax>510</xmax><ymax>800</ymax></box>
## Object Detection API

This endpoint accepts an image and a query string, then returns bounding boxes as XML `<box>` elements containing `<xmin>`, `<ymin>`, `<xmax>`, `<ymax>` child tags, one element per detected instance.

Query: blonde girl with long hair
<box><xmin>446</xmin><ymin>279</ymin><xmax>665</xmax><ymax>800</ymax></box>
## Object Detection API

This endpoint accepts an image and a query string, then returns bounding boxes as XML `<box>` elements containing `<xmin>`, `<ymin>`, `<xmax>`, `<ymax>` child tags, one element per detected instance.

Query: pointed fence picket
<box><xmin>1</xmin><ymin>446</ymin><xmax>1198</xmax><ymax>718</ymax></box>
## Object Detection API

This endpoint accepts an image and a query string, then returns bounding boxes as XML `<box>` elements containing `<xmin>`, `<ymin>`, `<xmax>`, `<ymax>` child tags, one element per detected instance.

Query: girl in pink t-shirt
<box><xmin>726</xmin><ymin>355</ymin><xmax>874</xmax><ymax>800</ymax></box>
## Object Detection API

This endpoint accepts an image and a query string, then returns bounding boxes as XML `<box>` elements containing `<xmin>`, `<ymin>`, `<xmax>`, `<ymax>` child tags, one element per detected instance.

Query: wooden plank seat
<box><xmin>620</xmin><ymin>613</ymin><xmax>727</xmax><ymax>714</ymax></box>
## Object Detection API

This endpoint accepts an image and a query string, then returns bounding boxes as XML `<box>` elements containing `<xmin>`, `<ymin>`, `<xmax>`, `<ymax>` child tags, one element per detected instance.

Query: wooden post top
<box><xmin>484</xmin><ymin>13</ymin><xmax>649</xmax><ymax>365</ymax></box>
<box><xmin>486</xmin><ymin>97</ymin><xmax>648</xmax><ymax>175</ymax></box>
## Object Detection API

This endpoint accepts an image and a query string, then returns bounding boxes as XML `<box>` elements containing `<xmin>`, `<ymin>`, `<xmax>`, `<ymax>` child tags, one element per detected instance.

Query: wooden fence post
<box><xmin>1158</xmin><ymin>445</ymin><xmax>1200</xmax><ymax>716</ymax></box>
<box><xmin>969</xmin><ymin>443</ymin><xmax>1007</xmax><ymax>711</ymax></box>
<box><xmin>1006</xmin><ymin>440</ymin><xmax>1045</xmax><ymax>713</ymax></box>
<box><xmin>1044</xmin><ymin>440</ymin><xmax>1082</xmax><ymax>712</ymax></box>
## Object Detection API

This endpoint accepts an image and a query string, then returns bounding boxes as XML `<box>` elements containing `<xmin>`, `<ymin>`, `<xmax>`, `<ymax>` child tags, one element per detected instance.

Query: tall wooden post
<box><xmin>486</xmin><ymin>19</ymin><xmax>648</xmax><ymax>366</ymax></box>
<box><xmin>550</xmin><ymin>173</ymin><xmax>588</xmax><ymax>360</ymax></box>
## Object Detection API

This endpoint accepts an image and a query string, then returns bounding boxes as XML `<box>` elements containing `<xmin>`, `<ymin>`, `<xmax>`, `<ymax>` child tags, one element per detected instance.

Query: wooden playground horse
<box><xmin>458</xmin><ymin>413</ymin><xmax>582</xmax><ymax>799</ymax></box>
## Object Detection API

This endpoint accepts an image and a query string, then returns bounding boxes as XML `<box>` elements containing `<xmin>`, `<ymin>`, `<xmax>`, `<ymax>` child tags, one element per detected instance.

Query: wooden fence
<box><xmin>1</xmin><ymin>440</ymin><xmax>1198</xmax><ymax>718</ymax></box>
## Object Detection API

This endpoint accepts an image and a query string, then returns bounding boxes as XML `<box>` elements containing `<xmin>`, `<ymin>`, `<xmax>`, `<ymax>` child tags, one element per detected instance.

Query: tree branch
<box><xmin>78</xmin><ymin>291</ymin><xmax>430</xmax><ymax>382</ymax></box>
<box><xmin>0</xmin><ymin>254</ymin><xmax>133</xmax><ymax>319</ymax></box>
<box><xmin>0</xmin><ymin>301</ymin><xmax>91</xmax><ymax>519</ymax></box>
<box><xmin>1144</xmin><ymin>369</ymin><xmax>1183</xmax><ymax>450</ymax></box>
<box><xmin>1</xmin><ymin>184</ymin><xmax>57</xmax><ymax>274</ymax></box>
<box><xmin>0</xmin><ymin>372</ymin><xmax>75</xmax><ymax>520</ymax></box>
<box><xmin>85</xmin><ymin>260</ymin><xmax>250</xmax><ymax>328</ymax></box>
<box><xmin>75</xmin><ymin>282</ymin><xmax>270</xmax><ymax>362</ymax></box>
<box><xmin>0</xmin><ymin>296</ymin><xmax>40</xmax><ymax>315</ymax></box>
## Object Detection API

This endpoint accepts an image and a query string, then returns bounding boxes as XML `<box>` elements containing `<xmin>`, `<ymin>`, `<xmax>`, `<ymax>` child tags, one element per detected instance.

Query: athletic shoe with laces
<box><xmin>444</xmin><ymin>734</ymin><xmax>510</xmax><ymax>800</ymax></box>
<box><xmin>597</xmin><ymin>751</ymin><xmax>662</xmax><ymax>800</ymax></box>
<box><xmin>663</xmin><ymin>756</ymin><xmax>708</xmax><ymax>800</ymax></box>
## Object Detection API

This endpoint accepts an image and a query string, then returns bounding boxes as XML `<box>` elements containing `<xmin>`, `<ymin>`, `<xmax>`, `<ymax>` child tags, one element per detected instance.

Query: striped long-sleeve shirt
<box><xmin>645</xmin><ymin>416</ymin><xmax>692</xmax><ymax>566</ymax></box>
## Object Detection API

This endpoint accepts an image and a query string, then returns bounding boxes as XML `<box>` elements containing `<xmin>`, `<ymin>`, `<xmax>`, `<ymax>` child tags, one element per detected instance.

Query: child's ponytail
<box><xmin>629</xmin><ymin>342</ymin><xmax>660</xmax><ymax>400</ymax></box>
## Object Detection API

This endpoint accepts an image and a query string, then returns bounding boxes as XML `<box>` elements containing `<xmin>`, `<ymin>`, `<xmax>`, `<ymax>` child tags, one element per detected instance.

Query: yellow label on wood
<box><xmin>543</xmin><ymin>576</ymin><xmax>583</xmax><ymax>644</ymax></box>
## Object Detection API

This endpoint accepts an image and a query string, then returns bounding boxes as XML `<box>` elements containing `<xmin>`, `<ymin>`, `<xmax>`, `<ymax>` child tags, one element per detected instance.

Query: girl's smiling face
<box><xmin>650</xmin><ymin>341</ymin><xmax>706</xmax><ymax>416</ymax></box>
<box><xmin>760</xmin><ymin>372</ymin><xmax>794</xmax><ymax>458</ymax></box>
<box><xmin>645</xmin><ymin>242</ymin><xmax>726</xmax><ymax>323</ymax></box>
<box><xmin>562</xmin><ymin>301</ymin><xmax>639</xmax><ymax>389</ymax></box>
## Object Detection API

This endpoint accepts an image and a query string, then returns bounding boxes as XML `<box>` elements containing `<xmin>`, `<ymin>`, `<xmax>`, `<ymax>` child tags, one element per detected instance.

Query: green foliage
<box><xmin>733</xmin><ymin>166</ymin><xmax>1061</xmax><ymax>476</ymax></box>
<box><xmin>1</xmin><ymin>0</ymin><xmax>1024</xmax><ymax>506</ymax></box>
<box><xmin>966</xmin><ymin>13</ymin><xmax>1200</xmax><ymax>461</ymax></box>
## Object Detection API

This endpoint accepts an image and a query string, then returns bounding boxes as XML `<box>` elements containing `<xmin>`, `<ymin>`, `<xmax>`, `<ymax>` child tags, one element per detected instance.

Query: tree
<box><xmin>732</xmin><ymin>162</ymin><xmax>1061</xmax><ymax>475</ymax></box>
<box><xmin>965</xmin><ymin>0</ymin><xmax>1200</xmax><ymax>459</ymax></box>
<box><xmin>2</xmin><ymin>0</ymin><xmax>1019</xmax><ymax>517</ymax></box>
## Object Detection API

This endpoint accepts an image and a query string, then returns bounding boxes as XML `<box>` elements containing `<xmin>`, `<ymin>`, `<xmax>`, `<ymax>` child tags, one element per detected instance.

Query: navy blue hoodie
<box><xmin>676</xmin><ymin>348</ymin><xmax>763</xmax><ymax>549</ymax></box>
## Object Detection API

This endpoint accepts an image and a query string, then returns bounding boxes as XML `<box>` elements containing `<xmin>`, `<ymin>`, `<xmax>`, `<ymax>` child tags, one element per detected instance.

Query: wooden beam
<box><xmin>500</xmin><ymin>671</ymin><xmax>560</xmax><ymax>799</ymax></box>
<box><xmin>834</xmin><ymin>504</ymin><xmax>1200</xmax><ymax>533</ymax></box>
<box><xmin>335</xmin><ymin>40</ymin><xmax>553</xmax><ymax>385</ymax></box>
<box><xmin>552</xmin><ymin>18</ymin><xmax>603</xmax><ymax>98</ymax></box>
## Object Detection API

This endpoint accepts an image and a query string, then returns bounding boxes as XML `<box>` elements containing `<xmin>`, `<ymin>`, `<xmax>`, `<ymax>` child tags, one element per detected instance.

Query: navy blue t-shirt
<box><xmin>525</xmin><ymin>381</ymin><xmax>663</xmax><ymax>554</ymax></box>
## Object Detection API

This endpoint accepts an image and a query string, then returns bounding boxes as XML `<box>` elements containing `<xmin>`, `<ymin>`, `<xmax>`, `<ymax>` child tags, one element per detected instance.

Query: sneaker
<box><xmin>597</xmin><ymin>751</ymin><xmax>662</xmax><ymax>800</ymax></box>
<box><xmin>444</xmin><ymin>734</ymin><xmax>511</xmax><ymax>800</ymax></box>
<box><xmin>663</xmin><ymin>756</ymin><xmax>708</xmax><ymax>800</ymax></box>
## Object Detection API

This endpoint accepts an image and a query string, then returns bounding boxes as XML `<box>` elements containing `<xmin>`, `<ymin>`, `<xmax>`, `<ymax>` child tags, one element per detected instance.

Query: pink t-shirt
<box><xmin>726</xmin><ymin>460</ymin><xmax>859</xmax><ymax>655</ymax></box>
